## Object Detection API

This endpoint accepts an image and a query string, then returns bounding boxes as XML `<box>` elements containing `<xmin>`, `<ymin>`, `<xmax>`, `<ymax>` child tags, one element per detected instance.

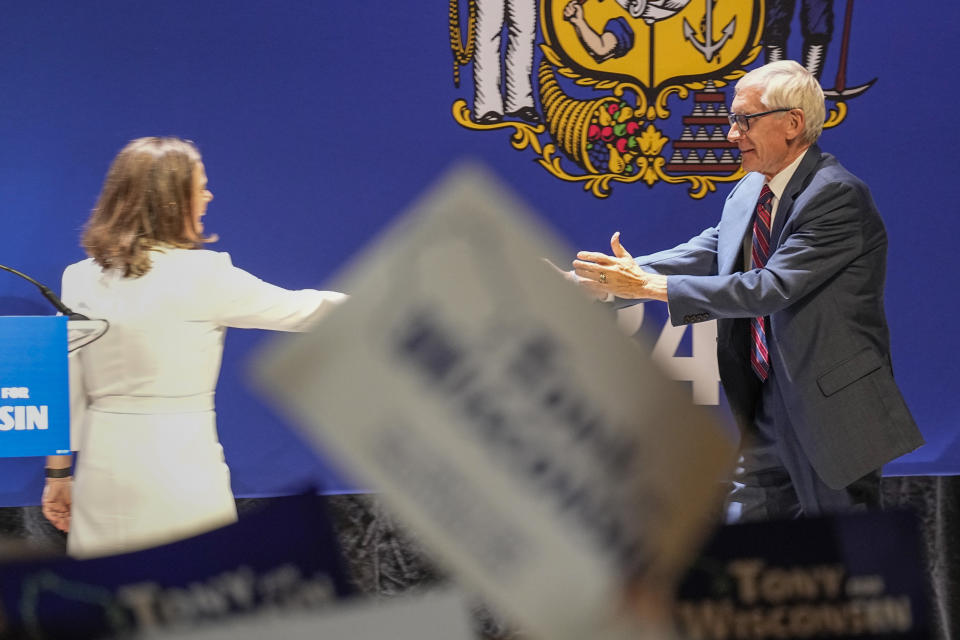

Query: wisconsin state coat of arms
<box><xmin>449</xmin><ymin>0</ymin><xmax>873</xmax><ymax>198</ymax></box>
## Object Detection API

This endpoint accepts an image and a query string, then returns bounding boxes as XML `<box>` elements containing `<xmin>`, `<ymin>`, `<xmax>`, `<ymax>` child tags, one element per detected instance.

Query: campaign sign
<box><xmin>0</xmin><ymin>316</ymin><xmax>69</xmax><ymax>457</ymax></box>
<box><xmin>675</xmin><ymin>510</ymin><xmax>930</xmax><ymax>640</ymax></box>
<box><xmin>0</xmin><ymin>494</ymin><xmax>352</xmax><ymax>639</ymax></box>
<box><xmin>254</xmin><ymin>164</ymin><xmax>735</xmax><ymax>640</ymax></box>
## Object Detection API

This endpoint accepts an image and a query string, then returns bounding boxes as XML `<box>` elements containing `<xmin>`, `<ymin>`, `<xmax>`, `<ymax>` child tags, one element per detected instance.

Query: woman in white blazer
<box><xmin>41</xmin><ymin>137</ymin><xmax>345</xmax><ymax>558</ymax></box>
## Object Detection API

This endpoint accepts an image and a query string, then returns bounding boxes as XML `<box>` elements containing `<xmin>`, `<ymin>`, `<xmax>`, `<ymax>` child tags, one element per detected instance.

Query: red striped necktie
<box><xmin>750</xmin><ymin>185</ymin><xmax>774</xmax><ymax>381</ymax></box>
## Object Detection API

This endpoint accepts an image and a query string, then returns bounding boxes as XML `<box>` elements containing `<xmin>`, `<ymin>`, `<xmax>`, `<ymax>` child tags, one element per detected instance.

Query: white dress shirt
<box><xmin>742</xmin><ymin>150</ymin><xmax>808</xmax><ymax>270</ymax></box>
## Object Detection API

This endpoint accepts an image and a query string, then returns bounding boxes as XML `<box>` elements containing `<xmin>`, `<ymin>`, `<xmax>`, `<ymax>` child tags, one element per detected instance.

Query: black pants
<box><xmin>726</xmin><ymin>362</ymin><xmax>881</xmax><ymax>523</ymax></box>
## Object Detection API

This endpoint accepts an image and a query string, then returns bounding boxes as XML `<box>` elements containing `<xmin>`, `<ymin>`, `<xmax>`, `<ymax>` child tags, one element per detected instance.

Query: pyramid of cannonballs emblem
<box><xmin>666</xmin><ymin>81</ymin><xmax>741</xmax><ymax>174</ymax></box>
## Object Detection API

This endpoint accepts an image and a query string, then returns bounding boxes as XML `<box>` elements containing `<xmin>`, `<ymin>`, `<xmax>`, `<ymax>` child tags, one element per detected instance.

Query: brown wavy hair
<box><xmin>82</xmin><ymin>137</ymin><xmax>217</xmax><ymax>277</ymax></box>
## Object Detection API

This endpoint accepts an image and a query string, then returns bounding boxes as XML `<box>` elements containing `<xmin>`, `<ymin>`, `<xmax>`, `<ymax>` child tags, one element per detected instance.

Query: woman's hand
<box><xmin>42</xmin><ymin>477</ymin><xmax>72</xmax><ymax>532</ymax></box>
<box><xmin>542</xmin><ymin>257</ymin><xmax>611</xmax><ymax>301</ymax></box>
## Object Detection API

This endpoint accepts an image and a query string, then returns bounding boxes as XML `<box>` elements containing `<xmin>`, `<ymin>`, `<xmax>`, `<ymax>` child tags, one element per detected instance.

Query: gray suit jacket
<box><xmin>631</xmin><ymin>145</ymin><xmax>924</xmax><ymax>489</ymax></box>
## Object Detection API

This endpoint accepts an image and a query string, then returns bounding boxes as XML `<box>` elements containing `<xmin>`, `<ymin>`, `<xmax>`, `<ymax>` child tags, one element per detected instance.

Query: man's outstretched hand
<box><xmin>572</xmin><ymin>232</ymin><xmax>668</xmax><ymax>301</ymax></box>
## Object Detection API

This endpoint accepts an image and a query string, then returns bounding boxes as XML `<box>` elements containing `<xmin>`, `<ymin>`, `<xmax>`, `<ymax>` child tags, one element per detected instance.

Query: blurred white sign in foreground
<box><xmin>253</xmin><ymin>164</ymin><xmax>735</xmax><ymax>640</ymax></box>
<box><xmin>142</xmin><ymin>590</ymin><xmax>474</xmax><ymax>640</ymax></box>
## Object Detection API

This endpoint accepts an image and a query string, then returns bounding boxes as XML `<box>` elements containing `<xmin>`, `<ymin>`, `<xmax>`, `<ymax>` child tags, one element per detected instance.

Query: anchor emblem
<box><xmin>683</xmin><ymin>0</ymin><xmax>736</xmax><ymax>63</ymax></box>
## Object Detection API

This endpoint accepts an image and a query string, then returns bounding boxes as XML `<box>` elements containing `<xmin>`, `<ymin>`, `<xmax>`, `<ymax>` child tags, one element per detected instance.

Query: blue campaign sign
<box><xmin>676</xmin><ymin>510</ymin><xmax>931</xmax><ymax>639</ymax></box>
<box><xmin>0</xmin><ymin>494</ymin><xmax>352</xmax><ymax>639</ymax></box>
<box><xmin>0</xmin><ymin>316</ymin><xmax>69</xmax><ymax>457</ymax></box>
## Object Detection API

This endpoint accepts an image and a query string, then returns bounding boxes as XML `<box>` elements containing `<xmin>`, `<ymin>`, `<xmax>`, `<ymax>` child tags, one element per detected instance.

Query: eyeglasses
<box><xmin>727</xmin><ymin>108</ymin><xmax>796</xmax><ymax>132</ymax></box>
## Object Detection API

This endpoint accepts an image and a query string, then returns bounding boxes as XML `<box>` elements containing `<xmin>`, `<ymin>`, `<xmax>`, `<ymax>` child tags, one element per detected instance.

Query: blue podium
<box><xmin>0</xmin><ymin>316</ymin><xmax>70</xmax><ymax>458</ymax></box>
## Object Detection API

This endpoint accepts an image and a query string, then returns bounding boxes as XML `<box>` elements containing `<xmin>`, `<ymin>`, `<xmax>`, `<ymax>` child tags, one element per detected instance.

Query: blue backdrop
<box><xmin>0</xmin><ymin>1</ymin><xmax>956</xmax><ymax>505</ymax></box>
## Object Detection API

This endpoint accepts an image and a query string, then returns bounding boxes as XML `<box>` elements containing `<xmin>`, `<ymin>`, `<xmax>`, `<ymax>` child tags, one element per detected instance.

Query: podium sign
<box><xmin>0</xmin><ymin>316</ymin><xmax>69</xmax><ymax>457</ymax></box>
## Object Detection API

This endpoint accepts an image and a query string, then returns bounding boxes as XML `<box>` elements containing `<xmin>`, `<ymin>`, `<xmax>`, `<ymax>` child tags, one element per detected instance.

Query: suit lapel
<box><xmin>770</xmin><ymin>145</ymin><xmax>822</xmax><ymax>247</ymax></box>
<box><xmin>718</xmin><ymin>173</ymin><xmax>764</xmax><ymax>275</ymax></box>
<box><xmin>718</xmin><ymin>146</ymin><xmax>822</xmax><ymax>273</ymax></box>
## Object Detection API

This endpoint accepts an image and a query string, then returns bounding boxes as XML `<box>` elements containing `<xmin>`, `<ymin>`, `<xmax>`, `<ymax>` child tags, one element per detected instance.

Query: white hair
<box><xmin>735</xmin><ymin>60</ymin><xmax>825</xmax><ymax>145</ymax></box>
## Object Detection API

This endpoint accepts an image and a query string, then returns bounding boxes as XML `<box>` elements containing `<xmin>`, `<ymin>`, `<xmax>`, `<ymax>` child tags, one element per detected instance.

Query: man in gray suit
<box><xmin>573</xmin><ymin>60</ymin><xmax>923</xmax><ymax>522</ymax></box>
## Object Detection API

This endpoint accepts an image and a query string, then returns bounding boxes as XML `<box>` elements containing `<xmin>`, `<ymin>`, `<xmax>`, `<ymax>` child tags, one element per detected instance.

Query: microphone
<box><xmin>0</xmin><ymin>264</ymin><xmax>89</xmax><ymax>320</ymax></box>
